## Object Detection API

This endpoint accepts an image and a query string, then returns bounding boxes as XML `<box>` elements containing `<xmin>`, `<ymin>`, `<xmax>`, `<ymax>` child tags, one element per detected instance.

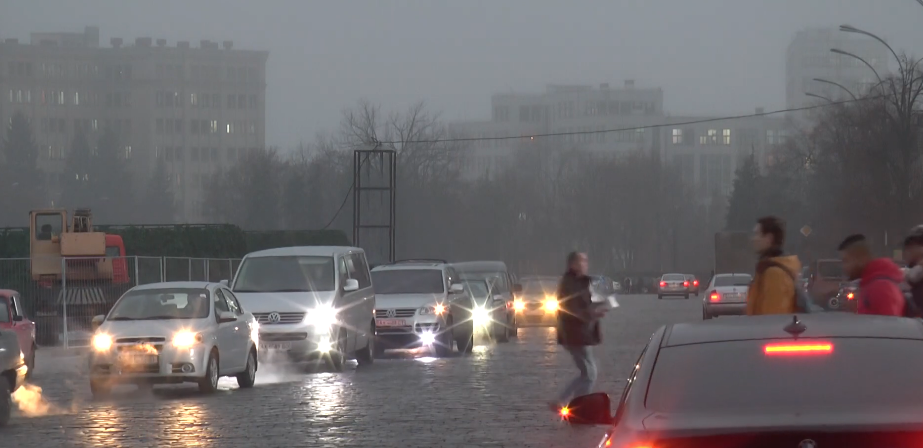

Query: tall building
<box><xmin>786</xmin><ymin>28</ymin><xmax>890</xmax><ymax>117</ymax></box>
<box><xmin>0</xmin><ymin>26</ymin><xmax>268</xmax><ymax>222</ymax></box>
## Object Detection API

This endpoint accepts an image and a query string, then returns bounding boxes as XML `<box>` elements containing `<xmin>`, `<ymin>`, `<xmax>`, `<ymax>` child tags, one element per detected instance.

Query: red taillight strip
<box><xmin>764</xmin><ymin>342</ymin><xmax>833</xmax><ymax>354</ymax></box>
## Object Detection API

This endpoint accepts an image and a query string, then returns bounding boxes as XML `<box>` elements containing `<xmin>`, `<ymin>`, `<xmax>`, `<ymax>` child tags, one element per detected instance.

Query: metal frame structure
<box><xmin>353</xmin><ymin>148</ymin><xmax>397</xmax><ymax>264</ymax></box>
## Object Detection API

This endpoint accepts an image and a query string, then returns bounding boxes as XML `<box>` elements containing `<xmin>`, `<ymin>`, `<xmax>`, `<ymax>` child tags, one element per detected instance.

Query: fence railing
<box><xmin>0</xmin><ymin>256</ymin><xmax>241</xmax><ymax>349</ymax></box>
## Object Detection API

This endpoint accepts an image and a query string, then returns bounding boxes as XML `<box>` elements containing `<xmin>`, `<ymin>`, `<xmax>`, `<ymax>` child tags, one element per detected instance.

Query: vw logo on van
<box><xmin>385</xmin><ymin>309</ymin><xmax>396</xmax><ymax>318</ymax></box>
<box><xmin>267</xmin><ymin>312</ymin><xmax>281</xmax><ymax>324</ymax></box>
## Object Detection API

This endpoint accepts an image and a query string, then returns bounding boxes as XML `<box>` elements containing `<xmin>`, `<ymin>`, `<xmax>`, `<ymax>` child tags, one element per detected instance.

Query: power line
<box><xmin>378</xmin><ymin>95</ymin><xmax>881</xmax><ymax>145</ymax></box>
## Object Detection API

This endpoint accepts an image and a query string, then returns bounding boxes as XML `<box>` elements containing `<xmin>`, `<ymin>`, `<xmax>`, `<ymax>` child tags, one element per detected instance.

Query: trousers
<box><xmin>557</xmin><ymin>344</ymin><xmax>597</xmax><ymax>404</ymax></box>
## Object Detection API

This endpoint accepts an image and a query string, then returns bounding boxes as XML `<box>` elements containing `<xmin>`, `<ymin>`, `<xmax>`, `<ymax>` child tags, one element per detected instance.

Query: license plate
<box><xmin>260</xmin><ymin>342</ymin><xmax>291</xmax><ymax>350</ymax></box>
<box><xmin>376</xmin><ymin>319</ymin><xmax>407</xmax><ymax>327</ymax></box>
<box><xmin>118</xmin><ymin>354</ymin><xmax>158</xmax><ymax>365</ymax></box>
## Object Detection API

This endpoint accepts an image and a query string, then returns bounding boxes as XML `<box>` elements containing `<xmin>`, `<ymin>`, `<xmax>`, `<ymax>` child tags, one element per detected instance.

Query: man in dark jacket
<box><xmin>551</xmin><ymin>251</ymin><xmax>606</xmax><ymax>412</ymax></box>
<box><xmin>839</xmin><ymin>234</ymin><xmax>906</xmax><ymax>316</ymax></box>
<box><xmin>902</xmin><ymin>226</ymin><xmax>923</xmax><ymax>314</ymax></box>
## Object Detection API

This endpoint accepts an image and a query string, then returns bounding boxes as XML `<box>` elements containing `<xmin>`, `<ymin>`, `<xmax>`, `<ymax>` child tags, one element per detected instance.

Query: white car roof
<box><xmin>131</xmin><ymin>281</ymin><xmax>217</xmax><ymax>291</ymax></box>
<box><xmin>244</xmin><ymin>246</ymin><xmax>364</xmax><ymax>258</ymax></box>
<box><xmin>371</xmin><ymin>264</ymin><xmax>445</xmax><ymax>272</ymax></box>
<box><xmin>715</xmin><ymin>273</ymin><xmax>751</xmax><ymax>277</ymax></box>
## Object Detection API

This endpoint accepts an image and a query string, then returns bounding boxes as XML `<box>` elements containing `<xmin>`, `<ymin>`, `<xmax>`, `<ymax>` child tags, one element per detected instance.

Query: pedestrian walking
<box><xmin>550</xmin><ymin>251</ymin><xmax>606</xmax><ymax>413</ymax></box>
<box><xmin>747</xmin><ymin>216</ymin><xmax>803</xmax><ymax>315</ymax></box>
<box><xmin>902</xmin><ymin>226</ymin><xmax>923</xmax><ymax>315</ymax></box>
<box><xmin>839</xmin><ymin>234</ymin><xmax>906</xmax><ymax>316</ymax></box>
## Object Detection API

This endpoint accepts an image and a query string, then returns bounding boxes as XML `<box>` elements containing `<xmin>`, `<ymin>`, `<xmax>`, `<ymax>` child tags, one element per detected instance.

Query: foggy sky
<box><xmin>2</xmin><ymin>0</ymin><xmax>922</xmax><ymax>148</ymax></box>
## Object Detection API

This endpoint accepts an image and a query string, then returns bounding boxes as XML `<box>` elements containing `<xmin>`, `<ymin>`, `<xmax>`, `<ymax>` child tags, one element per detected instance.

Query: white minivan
<box><xmin>229</xmin><ymin>246</ymin><xmax>376</xmax><ymax>371</ymax></box>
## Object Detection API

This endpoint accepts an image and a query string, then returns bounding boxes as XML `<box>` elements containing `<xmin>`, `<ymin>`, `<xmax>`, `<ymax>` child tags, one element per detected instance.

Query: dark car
<box><xmin>516</xmin><ymin>276</ymin><xmax>560</xmax><ymax>327</ymax></box>
<box><xmin>453</xmin><ymin>261</ymin><xmax>520</xmax><ymax>340</ymax></box>
<box><xmin>829</xmin><ymin>279</ymin><xmax>859</xmax><ymax>313</ymax></box>
<box><xmin>684</xmin><ymin>274</ymin><xmax>700</xmax><ymax>296</ymax></box>
<box><xmin>562</xmin><ymin>313</ymin><xmax>923</xmax><ymax>447</ymax></box>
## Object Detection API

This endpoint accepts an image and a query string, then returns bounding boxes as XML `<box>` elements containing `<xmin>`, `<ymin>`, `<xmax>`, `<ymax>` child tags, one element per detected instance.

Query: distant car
<box><xmin>0</xmin><ymin>290</ymin><xmax>35</xmax><ymax>378</ymax></box>
<box><xmin>0</xmin><ymin>329</ymin><xmax>27</xmax><ymax>427</ymax></box>
<box><xmin>461</xmin><ymin>279</ymin><xmax>507</xmax><ymax>342</ymax></box>
<box><xmin>829</xmin><ymin>279</ymin><xmax>859</xmax><ymax>313</ymax></box>
<box><xmin>808</xmin><ymin>258</ymin><xmax>845</xmax><ymax>304</ymax></box>
<box><xmin>564</xmin><ymin>313</ymin><xmax>923</xmax><ymax>447</ymax></box>
<box><xmin>702</xmin><ymin>273</ymin><xmax>752</xmax><ymax>319</ymax></box>
<box><xmin>454</xmin><ymin>261</ymin><xmax>519</xmax><ymax>341</ymax></box>
<box><xmin>684</xmin><ymin>274</ymin><xmax>700</xmax><ymax>296</ymax></box>
<box><xmin>658</xmin><ymin>273</ymin><xmax>690</xmax><ymax>299</ymax></box>
<box><xmin>516</xmin><ymin>276</ymin><xmax>560</xmax><ymax>327</ymax></box>
<box><xmin>88</xmin><ymin>282</ymin><xmax>259</xmax><ymax>397</ymax></box>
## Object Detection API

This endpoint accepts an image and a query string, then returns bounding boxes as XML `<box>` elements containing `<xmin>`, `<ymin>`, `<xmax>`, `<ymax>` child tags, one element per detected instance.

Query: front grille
<box><xmin>116</xmin><ymin>344</ymin><xmax>164</xmax><ymax>353</ymax></box>
<box><xmin>120</xmin><ymin>363</ymin><xmax>160</xmax><ymax>374</ymax></box>
<box><xmin>116</xmin><ymin>337</ymin><xmax>166</xmax><ymax>344</ymax></box>
<box><xmin>375</xmin><ymin>308</ymin><xmax>417</xmax><ymax>318</ymax></box>
<box><xmin>260</xmin><ymin>332</ymin><xmax>308</xmax><ymax>342</ymax></box>
<box><xmin>253</xmin><ymin>312</ymin><xmax>306</xmax><ymax>325</ymax></box>
<box><xmin>415</xmin><ymin>323</ymin><xmax>441</xmax><ymax>333</ymax></box>
<box><xmin>526</xmin><ymin>302</ymin><xmax>542</xmax><ymax>310</ymax></box>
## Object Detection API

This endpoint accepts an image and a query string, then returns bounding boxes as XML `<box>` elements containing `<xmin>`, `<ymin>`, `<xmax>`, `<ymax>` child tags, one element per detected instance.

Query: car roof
<box><xmin>371</xmin><ymin>263</ymin><xmax>444</xmax><ymax>271</ymax></box>
<box><xmin>715</xmin><ymin>273</ymin><xmax>751</xmax><ymax>277</ymax></box>
<box><xmin>131</xmin><ymin>281</ymin><xmax>217</xmax><ymax>291</ymax></box>
<box><xmin>662</xmin><ymin>313</ymin><xmax>923</xmax><ymax>348</ymax></box>
<box><xmin>244</xmin><ymin>246</ymin><xmax>363</xmax><ymax>258</ymax></box>
<box><xmin>453</xmin><ymin>261</ymin><xmax>508</xmax><ymax>272</ymax></box>
<box><xmin>662</xmin><ymin>273</ymin><xmax>685</xmax><ymax>277</ymax></box>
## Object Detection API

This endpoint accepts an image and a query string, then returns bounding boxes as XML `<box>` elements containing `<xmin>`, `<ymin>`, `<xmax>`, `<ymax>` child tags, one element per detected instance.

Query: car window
<box><xmin>223</xmin><ymin>289</ymin><xmax>243</xmax><ymax>315</ymax></box>
<box><xmin>662</xmin><ymin>274</ymin><xmax>685</xmax><ymax>281</ymax></box>
<box><xmin>646</xmin><ymin>339</ymin><xmax>923</xmax><ymax>412</ymax></box>
<box><xmin>463</xmin><ymin>281</ymin><xmax>490</xmax><ymax>301</ymax></box>
<box><xmin>233</xmin><ymin>256</ymin><xmax>336</xmax><ymax>292</ymax></box>
<box><xmin>9</xmin><ymin>296</ymin><xmax>20</xmax><ymax>318</ymax></box>
<box><xmin>461</xmin><ymin>271</ymin><xmax>510</xmax><ymax>293</ymax></box>
<box><xmin>34</xmin><ymin>213</ymin><xmax>63</xmax><ymax>241</ymax></box>
<box><xmin>348</xmin><ymin>253</ymin><xmax>372</xmax><ymax>289</ymax></box>
<box><xmin>214</xmin><ymin>289</ymin><xmax>231</xmax><ymax>316</ymax></box>
<box><xmin>713</xmin><ymin>275</ymin><xmax>752</xmax><ymax>287</ymax></box>
<box><xmin>108</xmin><ymin>288</ymin><xmax>210</xmax><ymax>320</ymax></box>
<box><xmin>372</xmin><ymin>269</ymin><xmax>445</xmax><ymax>294</ymax></box>
<box><xmin>0</xmin><ymin>300</ymin><xmax>9</xmax><ymax>323</ymax></box>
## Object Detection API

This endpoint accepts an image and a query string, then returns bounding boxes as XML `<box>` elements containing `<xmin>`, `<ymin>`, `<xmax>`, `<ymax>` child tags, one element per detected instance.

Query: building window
<box><xmin>210</xmin><ymin>147</ymin><xmax>218</xmax><ymax>161</ymax></box>
<box><xmin>722</xmin><ymin>129</ymin><xmax>731</xmax><ymax>145</ymax></box>
<box><xmin>672</xmin><ymin>129</ymin><xmax>683</xmax><ymax>145</ymax></box>
<box><xmin>175</xmin><ymin>119</ymin><xmax>183</xmax><ymax>134</ymax></box>
<box><xmin>201</xmin><ymin>94</ymin><xmax>210</xmax><ymax>108</ymax></box>
<box><xmin>237</xmin><ymin>94</ymin><xmax>246</xmax><ymax>109</ymax></box>
<box><xmin>707</xmin><ymin>129</ymin><xmax>718</xmax><ymax>145</ymax></box>
<box><xmin>190</xmin><ymin>93</ymin><xmax>198</xmax><ymax>107</ymax></box>
<box><xmin>191</xmin><ymin>147</ymin><xmax>199</xmax><ymax>162</ymax></box>
<box><xmin>248</xmin><ymin>94</ymin><xmax>257</xmax><ymax>109</ymax></box>
<box><xmin>226</xmin><ymin>122</ymin><xmax>234</xmax><ymax>134</ymax></box>
<box><xmin>211</xmin><ymin>93</ymin><xmax>220</xmax><ymax>108</ymax></box>
<box><xmin>227</xmin><ymin>94</ymin><xmax>236</xmax><ymax>109</ymax></box>
<box><xmin>191</xmin><ymin>120</ymin><xmax>199</xmax><ymax>134</ymax></box>
<box><xmin>156</xmin><ymin>119</ymin><xmax>164</xmax><ymax>133</ymax></box>
<box><xmin>519</xmin><ymin>106</ymin><xmax>529</xmax><ymax>122</ymax></box>
<box><xmin>210</xmin><ymin>120</ymin><xmax>218</xmax><ymax>133</ymax></box>
<box><xmin>124</xmin><ymin>146</ymin><xmax>132</xmax><ymax>159</ymax></box>
<box><xmin>227</xmin><ymin>147</ymin><xmax>237</xmax><ymax>160</ymax></box>
<box><xmin>766</xmin><ymin>130</ymin><xmax>776</xmax><ymax>145</ymax></box>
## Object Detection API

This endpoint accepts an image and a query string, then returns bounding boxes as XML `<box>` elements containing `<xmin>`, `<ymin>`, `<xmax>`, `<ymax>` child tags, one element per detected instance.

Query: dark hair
<box><xmin>566</xmin><ymin>251</ymin><xmax>583</xmax><ymax>266</ymax></box>
<box><xmin>904</xmin><ymin>226</ymin><xmax>923</xmax><ymax>248</ymax></box>
<box><xmin>757</xmin><ymin>216</ymin><xmax>786</xmax><ymax>249</ymax></box>
<box><xmin>838</xmin><ymin>234</ymin><xmax>866</xmax><ymax>251</ymax></box>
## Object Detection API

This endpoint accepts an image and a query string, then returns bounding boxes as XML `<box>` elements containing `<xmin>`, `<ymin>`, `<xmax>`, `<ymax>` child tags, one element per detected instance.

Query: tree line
<box><xmin>0</xmin><ymin>111</ymin><xmax>174</xmax><ymax>227</ymax></box>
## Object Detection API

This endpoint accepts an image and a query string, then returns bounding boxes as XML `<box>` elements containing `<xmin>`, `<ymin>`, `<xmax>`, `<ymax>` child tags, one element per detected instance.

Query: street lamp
<box><xmin>812</xmin><ymin>78</ymin><xmax>858</xmax><ymax>101</ymax></box>
<box><xmin>805</xmin><ymin>92</ymin><xmax>834</xmax><ymax>103</ymax></box>
<box><xmin>830</xmin><ymin>48</ymin><xmax>883</xmax><ymax>85</ymax></box>
<box><xmin>838</xmin><ymin>25</ymin><xmax>902</xmax><ymax>73</ymax></box>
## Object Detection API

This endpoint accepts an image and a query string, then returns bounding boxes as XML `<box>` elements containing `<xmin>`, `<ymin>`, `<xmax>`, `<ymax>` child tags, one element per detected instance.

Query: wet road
<box><xmin>5</xmin><ymin>294</ymin><xmax>702</xmax><ymax>448</ymax></box>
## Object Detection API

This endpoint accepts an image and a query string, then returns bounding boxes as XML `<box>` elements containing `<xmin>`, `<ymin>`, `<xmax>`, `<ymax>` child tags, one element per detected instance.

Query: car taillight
<box><xmin>683</xmin><ymin>281</ymin><xmax>689</xmax><ymax>287</ymax></box>
<box><xmin>659</xmin><ymin>281</ymin><xmax>666</xmax><ymax>287</ymax></box>
<box><xmin>693</xmin><ymin>280</ymin><xmax>699</xmax><ymax>286</ymax></box>
<box><xmin>709</xmin><ymin>291</ymin><xmax>720</xmax><ymax>302</ymax></box>
<box><xmin>847</xmin><ymin>292</ymin><xmax>854</xmax><ymax>300</ymax></box>
<box><xmin>764</xmin><ymin>342</ymin><xmax>833</xmax><ymax>355</ymax></box>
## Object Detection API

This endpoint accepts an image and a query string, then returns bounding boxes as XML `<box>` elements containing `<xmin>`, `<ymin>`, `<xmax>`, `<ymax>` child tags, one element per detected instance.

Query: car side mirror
<box><xmin>450</xmin><ymin>283</ymin><xmax>464</xmax><ymax>293</ymax></box>
<box><xmin>343</xmin><ymin>278</ymin><xmax>360</xmax><ymax>292</ymax></box>
<box><xmin>91</xmin><ymin>315</ymin><xmax>105</xmax><ymax>330</ymax></box>
<box><xmin>562</xmin><ymin>392</ymin><xmax>613</xmax><ymax>426</ymax></box>
<box><xmin>513</xmin><ymin>284</ymin><xmax>523</xmax><ymax>293</ymax></box>
<box><xmin>492</xmin><ymin>298</ymin><xmax>506</xmax><ymax>307</ymax></box>
<box><xmin>218</xmin><ymin>311</ymin><xmax>237</xmax><ymax>323</ymax></box>
<box><xmin>220</xmin><ymin>279</ymin><xmax>229</xmax><ymax>286</ymax></box>
<box><xmin>11</xmin><ymin>315</ymin><xmax>22</xmax><ymax>322</ymax></box>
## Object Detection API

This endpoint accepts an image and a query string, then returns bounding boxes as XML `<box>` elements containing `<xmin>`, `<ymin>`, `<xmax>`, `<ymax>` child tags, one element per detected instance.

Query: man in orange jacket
<box><xmin>747</xmin><ymin>216</ymin><xmax>803</xmax><ymax>315</ymax></box>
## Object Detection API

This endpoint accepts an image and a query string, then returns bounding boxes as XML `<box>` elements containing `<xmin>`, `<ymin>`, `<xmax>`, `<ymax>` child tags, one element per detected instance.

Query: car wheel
<box><xmin>508</xmin><ymin>315</ymin><xmax>518</xmax><ymax>339</ymax></box>
<box><xmin>495</xmin><ymin>321</ymin><xmax>509</xmax><ymax>343</ymax></box>
<box><xmin>657</xmin><ymin>295</ymin><xmax>663</xmax><ymax>300</ymax></box>
<box><xmin>236</xmin><ymin>349</ymin><xmax>257</xmax><ymax>388</ymax></box>
<box><xmin>355</xmin><ymin>324</ymin><xmax>375</xmax><ymax>367</ymax></box>
<box><xmin>702</xmin><ymin>309</ymin><xmax>711</xmax><ymax>320</ymax></box>
<box><xmin>0</xmin><ymin>376</ymin><xmax>10</xmax><ymax>428</ymax></box>
<box><xmin>456</xmin><ymin>329</ymin><xmax>474</xmax><ymax>354</ymax></box>
<box><xmin>684</xmin><ymin>294</ymin><xmax>690</xmax><ymax>300</ymax></box>
<box><xmin>89</xmin><ymin>378</ymin><xmax>111</xmax><ymax>398</ymax></box>
<box><xmin>434</xmin><ymin>325</ymin><xmax>453</xmax><ymax>357</ymax></box>
<box><xmin>25</xmin><ymin>345</ymin><xmax>35</xmax><ymax>380</ymax></box>
<box><xmin>198</xmin><ymin>350</ymin><xmax>220</xmax><ymax>394</ymax></box>
<box><xmin>372</xmin><ymin>336</ymin><xmax>386</xmax><ymax>359</ymax></box>
<box><xmin>325</xmin><ymin>330</ymin><xmax>346</xmax><ymax>372</ymax></box>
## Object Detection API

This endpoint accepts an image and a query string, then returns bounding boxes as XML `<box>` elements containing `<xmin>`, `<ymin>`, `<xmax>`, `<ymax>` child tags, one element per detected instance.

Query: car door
<box><xmin>9</xmin><ymin>294</ymin><xmax>34</xmax><ymax>356</ymax></box>
<box><xmin>213</xmin><ymin>288</ymin><xmax>243</xmax><ymax>373</ymax></box>
<box><xmin>341</xmin><ymin>253</ymin><xmax>365</xmax><ymax>353</ymax></box>
<box><xmin>222</xmin><ymin>288</ymin><xmax>252</xmax><ymax>357</ymax></box>
<box><xmin>347</xmin><ymin>252</ymin><xmax>374</xmax><ymax>352</ymax></box>
<box><xmin>445</xmin><ymin>268</ymin><xmax>471</xmax><ymax>331</ymax></box>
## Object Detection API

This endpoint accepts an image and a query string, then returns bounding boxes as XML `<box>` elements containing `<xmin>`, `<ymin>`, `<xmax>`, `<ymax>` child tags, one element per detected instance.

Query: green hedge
<box><xmin>0</xmin><ymin>225</ymin><xmax>350</xmax><ymax>259</ymax></box>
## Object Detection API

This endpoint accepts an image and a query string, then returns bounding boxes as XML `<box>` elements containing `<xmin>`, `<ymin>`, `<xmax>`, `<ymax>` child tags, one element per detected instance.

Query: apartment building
<box><xmin>0</xmin><ymin>26</ymin><xmax>268</xmax><ymax>222</ymax></box>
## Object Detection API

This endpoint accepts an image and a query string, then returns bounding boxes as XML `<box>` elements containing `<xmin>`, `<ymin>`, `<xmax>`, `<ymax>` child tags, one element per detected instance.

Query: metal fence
<box><xmin>0</xmin><ymin>256</ymin><xmax>241</xmax><ymax>349</ymax></box>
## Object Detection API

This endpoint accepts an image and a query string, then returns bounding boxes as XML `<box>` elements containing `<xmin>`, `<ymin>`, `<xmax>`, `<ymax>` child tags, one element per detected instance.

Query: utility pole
<box><xmin>352</xmin><ymin>144</ymin><xmax>396</xmax><ymax>265</ymax></box>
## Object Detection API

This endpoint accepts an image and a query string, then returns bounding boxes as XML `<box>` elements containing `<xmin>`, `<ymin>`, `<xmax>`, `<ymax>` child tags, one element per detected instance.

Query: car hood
<box><xmin>232</xmin><ymin>291</ymin><xmax>337</xmax><ymax>312</ymax></box>
<box><xmin>376</xmin><ymin>293</ymin><xmax>445</xmax><ymax>308</ymax></box>
<box><xmin>99</xmin><ymin>318</ymin><xmax>214</xmax><ymax>337</ymax></box>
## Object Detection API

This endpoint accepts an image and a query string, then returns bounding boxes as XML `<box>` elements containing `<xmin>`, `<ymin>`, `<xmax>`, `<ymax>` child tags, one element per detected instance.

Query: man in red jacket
<box><xmin>839</xmin><ymin>234</ymin><xmax>906</xmax><ymax>316</ymax></box>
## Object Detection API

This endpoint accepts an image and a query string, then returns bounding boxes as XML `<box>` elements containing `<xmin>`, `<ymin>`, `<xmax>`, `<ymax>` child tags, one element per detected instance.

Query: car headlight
<box><xmin>172</xmin><ymin>331</ymin><xmax>203</xmax><ymax>348</ymax></box>
<box><xmin>92</xmin><ymin>334</ymin><xmax>113</xmax><ymax>352</ymax></box>
<box><xmin>513</xmin><ymin>300</ymin><xmax>525</xmax><ymax>311</ymax></box>
<box><xmin>419</xmin><ymin>304</ymin><xmax>447</xmax><ymax>315</ymax></box>
<box><xmin>543</xmin><ymin>299</ymin><xmax>558</xmax><ymax>311</ymax></box>
<box><xmin>305</xmin><ymin>306</ymin><xmax>338</xmax><ymax>326</ymax></box>
<box><xmin>473</xmin><ymin>306</ymin><xmax>490</xmax><ymax>323</ymax></box>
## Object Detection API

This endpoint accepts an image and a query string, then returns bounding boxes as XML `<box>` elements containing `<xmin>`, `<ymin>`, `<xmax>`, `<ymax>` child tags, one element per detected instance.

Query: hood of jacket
<box><xmin>860</xmin><ymin>258</ymin><xmax>904</xmax><ymax>286</ymax></box>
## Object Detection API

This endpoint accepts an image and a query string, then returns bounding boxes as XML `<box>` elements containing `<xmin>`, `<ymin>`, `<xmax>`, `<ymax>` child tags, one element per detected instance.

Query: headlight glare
<box><xmin>543</xmin><ymin>299</ymin><xmax>559</xmax><ymax>311</ymax></box>
<box><xmin>513</xmin><ymin>300</ymin><xmax>525</xmax><ymax>311</ymax></box>
<box><xmin>419</xmin><ymin>304</ymin><xmax>447</xmax><ymax>315</ymax></box>
<box><xmin>305</xmin><ymin>306</ymin><xmax>338</xmax><ymax>326</ymax></box>
<box><xmin>92</xmin><ymin>334</ymin><xmax>113</xmax><ymax>352</ymax></box>
<box><xmin>172</xmin><ymin>331</ymin><xmax>202</xmax><ymax>348</ymax></box>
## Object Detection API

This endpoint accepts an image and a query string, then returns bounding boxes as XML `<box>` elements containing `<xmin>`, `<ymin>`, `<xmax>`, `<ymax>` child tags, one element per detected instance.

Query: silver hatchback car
<box><xmin>88</xmin><ymin>282</ymin><xmax>259</xmax><ymax>396</ymax></box>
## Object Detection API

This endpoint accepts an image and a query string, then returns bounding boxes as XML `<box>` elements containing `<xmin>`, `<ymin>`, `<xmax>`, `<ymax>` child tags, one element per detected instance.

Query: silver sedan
<box><xmin>88</xmin><ymin>282</ymin><xmax>259</xmax><ymax>396</ymax></box>
<box><xmin>702</xmin><ymin>273</ymin><xmax>752</xmax><ymax>319</ymax></box>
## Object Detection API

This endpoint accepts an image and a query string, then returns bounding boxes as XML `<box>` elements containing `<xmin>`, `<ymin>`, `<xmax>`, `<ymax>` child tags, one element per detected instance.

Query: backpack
<box><xmin>863</xmin><ymin>276</ymin><xmax>920</xmax><ymax>318</ymax></box>
<box><xmin>761</xmin><ymin>261</ymin><xmax>822</xmax><ymax>313</ymax></box>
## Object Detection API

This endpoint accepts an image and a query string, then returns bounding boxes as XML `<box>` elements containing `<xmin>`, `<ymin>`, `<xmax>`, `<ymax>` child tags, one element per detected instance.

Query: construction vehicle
<box><xmin>29</xmin><ymin>209</ymin><xmax>129</xmax><ymax>346</ymax></box>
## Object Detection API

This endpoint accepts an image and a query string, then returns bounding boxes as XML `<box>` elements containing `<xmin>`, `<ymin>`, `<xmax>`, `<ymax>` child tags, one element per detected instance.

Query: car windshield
<box><xmin>463</xmin><ymin>281</ymin><xmax>490</xmax><ymax>301</ymax></box>
<box><xmin>713</xmin><ymin>275</ymin><xmax>752</xmax><ymax>287</ymax></box>
<box><xmin>0</xmin><ymin>301</ymin><xmax>8</xmax><ymax>323</ymax></box>
<box><xmin>108</xmin><ymin>288</ymin><xmax>210</xmax><ymax>321</ymax></box>
<box><xmin>647</xmin><ymin>338</ymin><xmax>923</xmax><ymax>412</ymax></box>
<box><xmin>233</xmin><ymin>256</ymin><xmax>335</xmax><ymax>292</ymax></box>
<box><xmin>817</xmin><ymin>261</ymin><xmax>843</xmax><ymax>279</ymax></box>
<box><xmin>663</xmin><ymin>274</ymin><xmax>685</xmax><ymax>281</ymax></box>
<box><xmin>459</xmin><ymin>271</ymin><xmax>509</xmax><ymax>293</ymax></box>
<box><xmin>521</xmin><ymin>280</ymin><xmax>557</xmax><ymax>295</ymax></box>
<box><xmin>372</xmin><ymin>269</ymin><xmax>444</xmax><ymax>294</ymax></box>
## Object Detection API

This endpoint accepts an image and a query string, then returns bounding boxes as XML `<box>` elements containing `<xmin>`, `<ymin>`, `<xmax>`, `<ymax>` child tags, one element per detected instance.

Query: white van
<box><xmin>229</xmin><ymin>246</ymin><xmax>375</xmax><ymax>371</ymax></box>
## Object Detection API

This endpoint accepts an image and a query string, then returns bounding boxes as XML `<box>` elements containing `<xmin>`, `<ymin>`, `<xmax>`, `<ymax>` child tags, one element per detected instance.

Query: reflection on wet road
<box><xmin>5</xmin><ymin>295</ymin><xmax>699</xmax><ymax>447</ymax></box>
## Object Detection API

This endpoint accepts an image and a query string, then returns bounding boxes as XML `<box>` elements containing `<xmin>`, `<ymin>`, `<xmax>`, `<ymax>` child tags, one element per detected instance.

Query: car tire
<box><xmin>657</xmin><ymin>295</ymin><xmax>663</xmax><ymax>300</ymax></box>
<box><xmin>89</xmin><ymin>378</ymin><xmax>111</xmax><ymax>398</ymax></box>
<box><xmin>684</xmin><ymin>294</ymin><xmax>690</xmax><ymax>300</ymax></box>
<box><xmin>25</xmin><ymin>345</ymin><xmax>35</xmax><ymax>380</ymax></box>
<box><xmin>355</xmin><ymin>324</ymin><xmax>375</xmax><ymax>367</ymax></box>
<box><xmin>372</xmin><ymin>336</ymin><xmax>386</xmax><ymax>359</ymax></box>
<box><xmin>236</xmin><ymin>348</ymin><xmax>257</xmax><ymax>388</ymax></box>
<box><xmin>0</xmin><ymin>376</ymin><xmax>11</xmax><ymax>428</ymax></box>
<box><xmin>434</xmin><ymin>325</ymin><xmax>453</xmax><ymax>358</ymax></box>
<box><xmin>496</xmin><ymin>321</ymin><xmax>509</xmax><ymax>343</ymax></box>
<box><xmin>508</xmin><ymin>316</ymin><xmax>518</xmax><ymax>339</ymax></box>
<box><xmin>702</xmin><ymin>309</ymin><xmax>711</xmax><ymax>320</ymax></box>
<box><xmin>456</xmin><ymin>330</ymin><xmax>474</xmax><ymax>354</ymax></box>
<box><xmin>325</xmin><ymin>330</ymin><xmax>346</xmax><ymax>372</ymax></box>
<box><xmin>198</xmin><ymin>350</ymin><xmax>220</xmax><ymax>394</ymax></box>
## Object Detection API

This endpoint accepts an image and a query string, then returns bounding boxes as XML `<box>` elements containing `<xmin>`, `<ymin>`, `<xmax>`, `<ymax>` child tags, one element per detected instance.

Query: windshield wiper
<box><xmin>267</xmin><ymin>289</ymin><xmax>313</xmax><ymax>293</ymax></box>
<box><xmin>140</xmin><ymin>315</ymin><xmax>183</xmax><ymax>320</ymax></box>
<box><xmin>108</xmin><ymin>317</ymin><xmax>134</xmax><ymax>321</ymax></box>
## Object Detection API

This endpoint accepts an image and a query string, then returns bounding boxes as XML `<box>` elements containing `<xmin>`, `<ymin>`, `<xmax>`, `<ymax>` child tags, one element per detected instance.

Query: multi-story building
<box><xmin>0</xmin><ymin>26</ymin><xmax>268</xmax><ymax>222</ymax></box>
<box><xmin>786</xmin><ymin>28</ymin><xmax>890</xmax><ymax>119</ymax></box>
